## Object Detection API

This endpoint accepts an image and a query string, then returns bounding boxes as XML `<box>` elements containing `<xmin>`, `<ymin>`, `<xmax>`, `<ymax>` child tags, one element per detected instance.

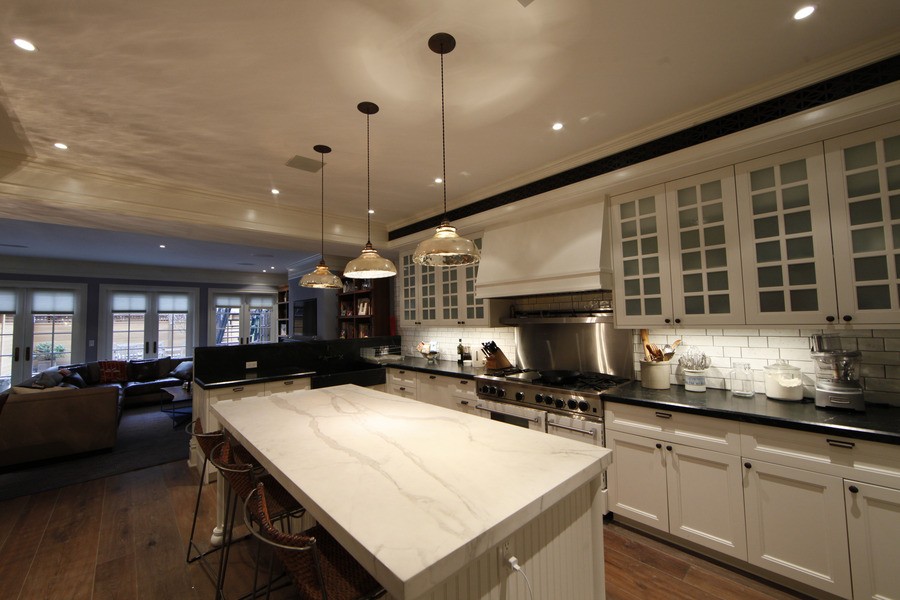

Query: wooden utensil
<box><xmin>640</xmin><ymin>329</ymin><xmax>652</xmax><ymax>361</ymax></box>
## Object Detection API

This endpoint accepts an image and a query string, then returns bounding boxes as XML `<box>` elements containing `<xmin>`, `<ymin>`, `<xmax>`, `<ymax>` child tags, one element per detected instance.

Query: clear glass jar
<box><xmin>763</xmin><ymin>360</ymin><xmax>803</xmax><ymax>401</ymax></box>
<box><xmin>730</xmin><ymin>362</ymin><xmax>754</xmax><ymax>397</ymax></box>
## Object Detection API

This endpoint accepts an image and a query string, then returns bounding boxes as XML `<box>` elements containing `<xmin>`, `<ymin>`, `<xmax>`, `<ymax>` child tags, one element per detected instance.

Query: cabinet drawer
<box><xmin>604</xmin><ymin>402</ymin><xmax>741</xmax><ymax>454</ymax></box>
<box><xmin>450</xmin><ymin>378</ymin><xmax>476</xmax><ymax>399</ymax></box>
<box><xmin>208</xmin><ymin>383</ymin><xmax>267</xmax><ymax>402</ymax></box>
<box><xmin>741</xmin><ymin>423</ymin><xmax>900</xmax><ymax>489</ymax></box>
<box><xmin>263</xmin><ymin>378</ymin><xmax>311</xmax><ymax>394</ymax></box>
<box><xmin>388</xmin><ymin>368</ymin><xmax>417</xmax><ymax>388</ymax></box>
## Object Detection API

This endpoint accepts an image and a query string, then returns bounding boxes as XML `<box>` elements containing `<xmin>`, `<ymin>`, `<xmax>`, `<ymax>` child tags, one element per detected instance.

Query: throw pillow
<box><xmin>62</xmin><ymin>372</ymin><xmax>87</xmax><ymax>388</ymax></box>
<box><xmin>82</xmin><ymin>362</ymin><xmax>101</xmax><ymax>385</ymax></box>
<box><xmin>35</xmin><ymin>368</ymin><xmax>65</xmax><ymax>388</ymax></box>
<box><xmin>128</xmin><ymin>359</ymin><xmax>158</xmax><ymax>382</ymax></box>
<box><xmin>11</xmin><ymin>385</ymin><xmax>68</xmax><ymax>394</ymax></box>
<box><xmin>98</xmin><ymin>360</ymin><xmax>129</xmax><ymax>384</ymax></box>
<box><xmin>170</xmin><ymin>360</ymin><xmax>193</xmax><ymax>381</ymax></box>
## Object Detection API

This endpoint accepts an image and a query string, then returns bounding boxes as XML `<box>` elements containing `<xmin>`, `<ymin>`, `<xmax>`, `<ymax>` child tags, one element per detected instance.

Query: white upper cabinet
<box><xmin>399</xmin><ymin>238</ymin><xmax>509</xmax><ymax>327</ymax></box>
<box><xmin>825</xmin><ymin>121</ymin><xmax>900</xmax><ymax>325</ymax></box>
<box><xmin>612</xmin><ymin>167</ymin><xmax>745</xmax><ymax>327</ymax></box>
<box><xmin>735</xmin><ymin>144</ymin><xmax>838</xmax><ymax>324</ymax></box>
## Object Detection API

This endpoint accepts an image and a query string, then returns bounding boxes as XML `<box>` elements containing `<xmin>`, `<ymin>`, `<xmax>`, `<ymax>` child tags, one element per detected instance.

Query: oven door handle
<box><xmin>548</xmin><ymin>420</ymin><xmax>597</xmax><ymax>438</ymax></box>
<box><xmin>475</xmin><ymin>404</ymin><xmax>542</xmax><ymax>424</ymax></box>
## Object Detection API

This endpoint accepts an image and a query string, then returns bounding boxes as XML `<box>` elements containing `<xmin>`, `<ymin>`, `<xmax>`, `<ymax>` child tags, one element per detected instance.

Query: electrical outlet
<box><xmin>246</xmin><ymin>361</ymin><xmax>258</xmax><ymax>369</ymax></box>
<box><xmin>497</xmin><ymin>540</ymin><xmax>511</xmax><ymax>563</ymax></box>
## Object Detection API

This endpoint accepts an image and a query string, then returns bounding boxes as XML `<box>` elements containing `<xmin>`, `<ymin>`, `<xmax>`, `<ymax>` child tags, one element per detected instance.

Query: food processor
<box><xmin>810</xmin><ymin>335</ymin><xmax>865</xmax><ymax>412</ymax></box>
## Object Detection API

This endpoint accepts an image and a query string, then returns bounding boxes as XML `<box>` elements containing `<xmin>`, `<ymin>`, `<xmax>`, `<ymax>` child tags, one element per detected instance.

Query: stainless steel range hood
<box><xmin>475</xmin><ymin>202</ymin><xmax>613</xmax><ymax>298</ymax></box>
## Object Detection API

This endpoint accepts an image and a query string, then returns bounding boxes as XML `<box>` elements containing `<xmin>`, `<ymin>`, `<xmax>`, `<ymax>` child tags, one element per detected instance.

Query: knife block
<box><xmin>485</xmin><ymin>349</ymin><xmax>512</xmax><ymax>370</ymax></box>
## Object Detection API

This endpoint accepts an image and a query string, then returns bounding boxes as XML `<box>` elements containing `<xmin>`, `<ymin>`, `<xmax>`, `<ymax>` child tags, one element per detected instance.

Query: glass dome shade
<box><xmin>412</xmin><ymin>221</ymin><xmax>481</xmax><ymax>267</ymax></box>
<box><xmin>344</xmin><ymin>243</ymin><xmax>397</xmax><ymax>279</ymax></box>
<box><xmin>299</xmin><ymin>261</ymin><xmax>343</xmax><ymax>289</ymax></box>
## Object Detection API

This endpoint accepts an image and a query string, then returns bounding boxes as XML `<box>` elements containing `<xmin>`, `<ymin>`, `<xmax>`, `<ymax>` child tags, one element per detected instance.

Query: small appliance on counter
<box><xmin>810</xmin><ymin>334</ymin><xmax>865</xmax><ymax>412</ymax></box>
<box><xmin>481</xmin><ymin>341</ymin><xmax>512</xmax><ymax>371</ymax></box>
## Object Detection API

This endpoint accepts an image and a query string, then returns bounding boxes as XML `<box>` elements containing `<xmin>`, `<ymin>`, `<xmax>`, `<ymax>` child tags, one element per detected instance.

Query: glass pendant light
<box><xmin>300</xmin><ymin>145</ymin><xmax>343</xmax><ymax>289</ymax></box>
<box><xmin>344</xmin><ymin>101</ymin><xmax>397</xmax><ymax>279</ymax></box>
<box><xmin>412</xmin><ymin>32</ymin><xmax>480</xmax><ymax>267</ymax></box>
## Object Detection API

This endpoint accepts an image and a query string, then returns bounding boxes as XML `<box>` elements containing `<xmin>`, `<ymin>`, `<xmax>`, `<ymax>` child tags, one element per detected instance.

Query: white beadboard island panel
<box><xmin>212</xmin><ymin>384</ymin><xmax>611</xmax><ymax>600</ymax></box>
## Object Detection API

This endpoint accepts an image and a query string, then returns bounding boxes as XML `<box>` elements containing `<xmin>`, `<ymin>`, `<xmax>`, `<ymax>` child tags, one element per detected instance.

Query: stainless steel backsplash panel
<box><xmin>513</xmin><ymin>321</ymin><xmax>634</xmax><ymax>378</ymax></box>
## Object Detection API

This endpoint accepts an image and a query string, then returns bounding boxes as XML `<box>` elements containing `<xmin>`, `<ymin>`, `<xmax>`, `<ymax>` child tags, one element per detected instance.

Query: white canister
<box><xmin>764</xmin><ymin>360</ymin><xmax>803</xmax><ymax>401</ymax></box>
<box><xmin>641</xmin><ymin>361</ymin><xmax>671</xmax><ymax>390</ymax></box>
<box><xmin>683</xmin><ymin>369</ymin><xmax>707</xmax><ymax>392</ymax></box>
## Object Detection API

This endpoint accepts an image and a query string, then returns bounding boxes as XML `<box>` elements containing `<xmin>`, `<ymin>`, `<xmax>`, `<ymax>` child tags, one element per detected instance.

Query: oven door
<box><xmin>474</xmin><ymin>399</ymin><xmax>546</xmax><ymax>432</ymax></box>
<box><xmin>547</xmin><ymin>413</ymin><xmax>608</xmax><ymax>514</ymax></box>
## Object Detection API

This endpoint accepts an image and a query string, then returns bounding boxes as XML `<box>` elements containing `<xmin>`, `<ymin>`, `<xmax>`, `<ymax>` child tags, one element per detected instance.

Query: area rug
<box><xmin>0</xmin><ymin>405</ymin><xmax>190</xmax><ymax>501</ymax></box>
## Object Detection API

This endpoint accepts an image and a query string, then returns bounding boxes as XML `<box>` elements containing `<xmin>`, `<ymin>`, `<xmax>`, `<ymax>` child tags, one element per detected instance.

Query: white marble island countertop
<box><xmin>212</xmin><ymin>384</ymin><xmax>611</xmax><ymax>599</ymax></box>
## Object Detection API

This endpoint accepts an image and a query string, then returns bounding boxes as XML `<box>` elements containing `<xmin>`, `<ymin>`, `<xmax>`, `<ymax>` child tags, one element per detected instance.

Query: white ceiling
<box><xmin>0</xmin><ymin>0</ymin><xmax>898</xmax><ymax>273</ymax></box>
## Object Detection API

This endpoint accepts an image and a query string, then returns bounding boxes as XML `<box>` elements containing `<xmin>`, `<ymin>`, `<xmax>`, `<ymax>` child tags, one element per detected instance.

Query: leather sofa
<box><xmin>57</xmin><ymin>356</ymin><xmax>193</xmax><ymax>409</ymax></box>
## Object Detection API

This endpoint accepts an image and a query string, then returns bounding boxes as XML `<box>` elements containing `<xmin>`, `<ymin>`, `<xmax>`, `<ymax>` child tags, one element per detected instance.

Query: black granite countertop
<box><xmin>605</xmin><ymin>381</ymin><xmax>900</xmax><ymax>445</ymax></box>
<box><xmin>377</xmin><ymin>357</ymin><xmax>484</xmax><ymax>379</ymax></box>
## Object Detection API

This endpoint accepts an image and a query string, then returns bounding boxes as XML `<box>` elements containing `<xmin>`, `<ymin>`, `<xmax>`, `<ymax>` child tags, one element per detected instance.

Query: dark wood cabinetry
<box><xmin>277</xmin><ymin>285</ymin><xmax>289</xmax><ymax>339</ymax></box>
<box><xmin>337</xmin><ymin>279</ymin><xmax>390</xmax><ymax>339</ymax></box>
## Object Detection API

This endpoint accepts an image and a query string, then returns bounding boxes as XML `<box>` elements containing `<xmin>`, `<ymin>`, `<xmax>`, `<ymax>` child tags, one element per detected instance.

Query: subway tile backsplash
<box><xmin>636</xmin><ymin>327</ymin><xmax>900</xmax><ymax>407</ymax></box>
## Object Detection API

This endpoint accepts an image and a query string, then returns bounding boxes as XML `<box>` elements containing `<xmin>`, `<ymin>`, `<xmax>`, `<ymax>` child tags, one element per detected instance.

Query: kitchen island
<box><xmin>212</xmin><ymin>384</ymin><xmax>612</xmax><ymax>600</ymax></box>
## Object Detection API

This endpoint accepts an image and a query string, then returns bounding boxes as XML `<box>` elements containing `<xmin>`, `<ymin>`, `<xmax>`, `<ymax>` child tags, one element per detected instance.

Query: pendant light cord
<box><xmin>366</xmin><ymin>112</ymin><xmax>372</xmax><ymax>245</ymax></box>
<box><xmin>440</xmin><ymin>47</ymin><xmax>448</xmax><ymax>220</ymax></box>
<box><xmin>319</xmin><ymin>151</ymin><xmax>325</xmax><ymax>260</ymax></box>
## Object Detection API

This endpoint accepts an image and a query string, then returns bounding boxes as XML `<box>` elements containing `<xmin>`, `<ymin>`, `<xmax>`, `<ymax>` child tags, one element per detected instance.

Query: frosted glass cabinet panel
<box><xmin>825</xmin><ymin>121</ymin><xmax>900</xmax><ymax>325</ymax></box>
<box><xmin>664</xmin><ymin>167</ymin><xmax>745</xmax><ymax>325</ymax></box>
<box><xmin>735</xmin><ymin>144</ymin><xmax>838</xmax><ymax>324</ymax></box>
<box><xmin>611</xmin><ymin>185</ymin><xmax>674</xmax><ymax>327</ymax></box>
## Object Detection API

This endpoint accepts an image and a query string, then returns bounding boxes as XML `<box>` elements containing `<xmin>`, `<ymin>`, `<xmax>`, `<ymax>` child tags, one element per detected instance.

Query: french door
<box><xmin>0</xmin><ymin>285</ymin><xmax>86</xmax><ymax>392</ymax></box>
<box><xmin>100</xmin><ymin>287</ymin><xmax>196</xmax><ymax>360</ymax></box>
<box><xmin>209</xmin><ymin>291</ymin><xmax>276</xmax><ymax>346</ymax></box>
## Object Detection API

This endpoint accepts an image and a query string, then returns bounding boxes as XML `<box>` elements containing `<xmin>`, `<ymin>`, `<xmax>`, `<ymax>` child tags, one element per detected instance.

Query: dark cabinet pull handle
<box><xmin>848</xmin><ymin>485</ymin><xmax>859</xmax><ymax>494</ymax></box>
<box><xmin>664</xmin><ymin>318</ymin><xmax>671</xmax><ymax>324</ymax></box>
<box><xmin>153</xmin><ymin>341</ymin><xmax>157</xmax><ymax>353</ymax></box>
<box><xmin>283</xmin><ymin>380</ymin><xmax>293</xmax><ymax>386</ymax></box>
<box><xmin>674</xmin><ymin>318</ymin><xmax>681</xmax><ymax>324</ymax></box>
<box><xmin>666</xmin><ymin>445</ymin><xmax>673</xmax><ymax>451</ymax></box>
<box><xmin>655</xmin><ymin>443</ymin><xmax>662</xmax><ymax>449</ymax></box>
<box><xmin>25</xmin><ymin>346</ymin><xmax>31</xmax><ymax>361</ymax></box>
<box><xmin>13</xmin><ymin>347</ymin><xmax>19</xmax><ymax>361</ymax></box>
<box><xmin>145</xmin><ymin>341</ymin><xmax>150</xmax><ymax>354</ymax></box>
<box><xmin>744</xmin><ymin>462</ymin><xmax>752</xmax><ymax>469</ymax></box>
<box><xmin>399</xmin><ymin>387</ymin><xmax>406</xmax><ymax>391</ymax></box>
<box><xmin>826</xmin><ymin>315</ymin><xmax>835</xmax><ymax>322</ymax></box>
<box><xmin>460</xmin><ymin>400</ymin><xmax>469</xmax><ymax>405</ymax></box>
<box><xmin>459</xmin><ymin>380</ymin><xmax>468</xmax><ymax>385</ymax></box>
<box><xmin>826</xmin><ymin>439</ymin><xmax>855</xmax><ymax>449</ymax></box>
<box><xmin>399</xmin><ymin>370</ymin><xmax>406</xmax><ymax>374</ymax></box>
<box><xmin>429</xmin><ymin>375</ymin><xmax>437</xmax><ymax>379</ymax></box>
<box><xmin>843</xmin><ymin>315</ymin><xmax>852</xmax><ymax>322</ymax></box>
<box><xmin>655</xmin><ymin>411</ymin><xmax>673</xmax><ymax>419</ymax></box>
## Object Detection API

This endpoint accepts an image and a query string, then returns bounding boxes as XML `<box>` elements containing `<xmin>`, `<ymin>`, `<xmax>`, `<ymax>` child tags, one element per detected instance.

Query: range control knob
<box><xmin>567</xmin><ymin>399</ymin><xmax>578</xmax><ymax>410</ymax></box>
<box><xmin>488</xmin><ymin>386</ymin><xmax>497</xmax><ymax>395</ymax></box>
<box><xmin>578</xmin><ymin>400</ymin><xmax>590</xmax><ymax>412</ymax></box>
<box><xmin>555</xmin><ymin>399</ymin><xmax>565</xmax><ymax>409</ymax></box>
<box><xmin>543</xmin><ymin>395</ymin><xmax>554</xmax><ymax>405</ymax></box>
<box><xmin>534</xmin><ymin>393</ymin><xmax>544</xmax><ymax>404</ymax></box>
<box><xmin>496</xmin><ymin>388</ymin><xmax>505</xmax><ymax>399</ymax></box>
<box><xmin>515</xmin><ymin>392</ymin><xmax>525</xmax><ymax>401</ymax></box>
<box><xmin>480</xmin><ymin>385</ymin><xmax>490</xmax><ymax>394</ymax></box>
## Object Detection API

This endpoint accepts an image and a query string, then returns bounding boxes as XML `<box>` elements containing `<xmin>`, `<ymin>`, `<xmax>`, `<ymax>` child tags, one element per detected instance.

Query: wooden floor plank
<box><xmin>16</xmin><ymin>479</ymin><xmax>104</xmax><ymax>600</ymax></box>
<box><xmin>0</xmin><ymin>495</ymin><xmax>29</xmax><ymax>553</ymax></box>
<box><xmin>94</xmin><ymin>472</ymin><xmax>138</xmax><ymax>600</ymax></box>
<box><xmin>0</xmin><ymin>489</ymin><xmax>59</xmax><ymax>600</ymax></box>
<box><xmin>605</xmin><ymin>545</ymin><xmax>722</xmax><ymax>600</ymax></box>
<box><xmin>604</xmin><ymin>523</ymin><xmax>691</xmax><ymax>580</ymax></box>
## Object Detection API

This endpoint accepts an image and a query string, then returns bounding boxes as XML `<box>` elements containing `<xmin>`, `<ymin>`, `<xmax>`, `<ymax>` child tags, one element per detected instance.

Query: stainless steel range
<box><xmin>474</xmin><ymin>310</ymin><xmax>633</xmax><ymax>513</ymax></box>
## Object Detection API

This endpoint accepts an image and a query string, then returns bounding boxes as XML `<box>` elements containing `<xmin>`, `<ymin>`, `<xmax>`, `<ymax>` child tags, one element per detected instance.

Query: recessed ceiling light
<box><xmin>368</xmin><ymin>209</ymin><xmax>375</xmax><ymax>214</ymax></box>
<box><xmin>794</xmin><ymin>5</ymin><xmax>815</xmax><ymax>19</ymax></box>
<box><xmin>552</xmin><ymin>122</ymin><xmax>564</xmax><ymax>131</ymax></box>
<box><xmin>159</xmin><ymin>244</ymin><xmax>166</xmax><ymax>249</ymax></box>
<box><xmin>13</xmin><ymin>38</ymin><xmax>36</xmax><ymax>52</ymax></box>
<box><xmin>53</xmin><ymin>142</ymin><xmax>68</xmax><ymax>150</ymax></box>
<box><xmin>271</xmin><ymin>188</ymin><xmax>280</xmax><ymax>195</ymax></box>
<box><xmin>434</xmin><ymin>177</ymin><xmax>443</xmax><ymax>184</ymax></box>
<box><xmin>270</xmin><ymin>265</ymin><xmax>275</xmax><ymax>269</ymax></box>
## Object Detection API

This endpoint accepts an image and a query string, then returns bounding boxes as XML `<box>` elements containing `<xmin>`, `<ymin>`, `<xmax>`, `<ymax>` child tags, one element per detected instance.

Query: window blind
<box><xmin>158</xmin><ymin>293</ymin><xmax>190</xmax><ymax>312</ymax></box>
<box><xmin>0</xmin><ymin>289</ymin><xmax>16</xmax><ymax>313</ymax></box>
<box><xmin>214</xmin><ymin>295</ymin><xmax>242</xmax><ymax>308</ymax></box>
<box><xmin>110</xmin><ymin>292</ymin><xmax>147</xmax><ymax>312</ymax></box>
<box><xmin>248</xmin><ymin>295</ymin><xmax>274</xmax><ymax>308</ymax></box>
<box><xmin>32</xmin><ymin>290</ymin><xmax>76</xmax><ymax>313</ymax></box>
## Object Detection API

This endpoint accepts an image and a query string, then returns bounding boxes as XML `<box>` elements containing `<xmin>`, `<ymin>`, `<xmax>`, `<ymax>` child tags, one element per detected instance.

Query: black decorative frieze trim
<box><xmin>390</xmin><ymin>54</ymin><xmax>900</xmax><ymax>241</ymax></box>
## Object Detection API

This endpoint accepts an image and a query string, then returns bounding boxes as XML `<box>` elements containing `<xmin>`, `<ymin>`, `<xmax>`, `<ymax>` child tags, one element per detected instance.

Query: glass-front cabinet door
<box><xmin>611</xmin><ymin>185</ymin><xmax>674</xmax><ymax>327</ymax></box>
<box><xmin>664</xmin><ymin>167</ymin><xmax>745</xmax><ymax>325</ymax></box>
<box><xmin>400</xmin><ymin>254</ymin><xmax>420</xmax><ymax>325</ymax></box>
<box><xmin>735</xmin><ymin>144</ymin><xmax>838</xmax><ymax>325</ymax></box>
<box><xmin>825</xmin><ymin>121</ymin><xmax>900</xmax><ymax>325</ymax></box>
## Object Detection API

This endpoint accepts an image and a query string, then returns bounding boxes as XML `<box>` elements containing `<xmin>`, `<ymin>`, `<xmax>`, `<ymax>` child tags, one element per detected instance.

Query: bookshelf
<box><xmin>277</xmin><ymin>284</ymin><xmax>290</xmax><ymax>339</ymax></box>
<box><xmin>337</xmin><ymin>278</ymin><xmax>390</xmax><ymax>339</ymax></box>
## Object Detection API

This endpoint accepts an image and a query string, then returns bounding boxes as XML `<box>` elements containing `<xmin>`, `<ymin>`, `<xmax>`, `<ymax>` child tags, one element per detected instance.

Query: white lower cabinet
<box><xmin>742</xmin><ymin>458</ymin><xmax>852</xmax><ymax>599</ymax></box>
<box><xmin>386</xmin><ymin>367</ymin><xmax>478</xmax><ymax>415</ymax></box>
<box><xmin>263</xmin><ymin>377</ymin><xmax>311</xmax><ymax>394</ymax></box>
<box><xmin>606</xmin><ymin>428</ymin><xmax>746</xmax><ymax>560</ymax></box>
<box><xmin>845</xmin><ymin>480</ymin><xmax>900</xmax><ymax>600</ymax></box>
<box><xmin>415</xmin><ymin>372</ymin><xmax>455</xmax><ymax>410</ymax></box>
<box><xmin>386</xmin><ymin>367</ymin><xmax>417</xmax><ymax>399</ymax></box>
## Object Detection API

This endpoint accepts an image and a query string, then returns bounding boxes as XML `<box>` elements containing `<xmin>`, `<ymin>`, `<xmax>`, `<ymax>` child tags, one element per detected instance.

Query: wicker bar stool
<box><xmin>210</xmin><ymin>439</ymin><xmax>306</xmax><ymax>600</ymax></box>
<box><xmin>244</xmin><ymin>482</ymin><xmax>385</xmax><ymax>600</ymax></box>
<box><xmin>185</xmin><ymin>418</ymin><xmax>225</xmax><ymax>564</ymax></box>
